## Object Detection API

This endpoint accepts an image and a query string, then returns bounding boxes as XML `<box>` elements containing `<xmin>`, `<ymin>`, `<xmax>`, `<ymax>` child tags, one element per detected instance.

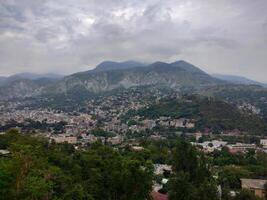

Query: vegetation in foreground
<box><xmin>0</xmin><ymin>130</ymin><xmax>266</xmax><ymax>200</ymax></box>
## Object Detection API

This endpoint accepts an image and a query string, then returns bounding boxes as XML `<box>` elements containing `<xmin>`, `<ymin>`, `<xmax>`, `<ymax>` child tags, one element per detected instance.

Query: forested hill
<box><xmin>134</xmin><ymin>97</ymin><xmax>267</xmax><ymax>135</ymax></box>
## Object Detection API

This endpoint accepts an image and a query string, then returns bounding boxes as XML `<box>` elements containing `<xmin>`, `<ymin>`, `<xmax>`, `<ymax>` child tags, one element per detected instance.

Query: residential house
<box><xmin>227</xmin><ymin>143</ymin><xmax>256</xmax><ymax>154</ymax></box>
<box><xmin>241</xmin><ymin>179</ymin><xmax>267</xmax><ymax>199</ymax></box>
<box><xmin>52</xmin><ymin>135</ymin><xmax>77</xmax><ymax>144</ymax></box>
<box><xmin>260</xmin><ymin>139</ymin><xmax>267</xmax><ymax>149</ymax></box>
<box><xmin>151</xmin><ymin>192</ymin><xmax>168</xmax><ymax>200</ymax></box>
<box><xmin>191</xmin><ymin>140</ymin><xmax>228</xmax><ymax>152</ymax></box>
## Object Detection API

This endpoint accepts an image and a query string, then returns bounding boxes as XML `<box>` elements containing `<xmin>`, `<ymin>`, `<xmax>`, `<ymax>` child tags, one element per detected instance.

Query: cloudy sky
<box><xmin>0</xmin><ymin>0</ymin><xmax>267</xmax><ymax>81</ymax></box>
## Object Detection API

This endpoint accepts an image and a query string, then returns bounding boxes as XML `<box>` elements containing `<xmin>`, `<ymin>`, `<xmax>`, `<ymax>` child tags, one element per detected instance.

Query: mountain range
<box><xmin>0</xmin><ymin>73</ymin><xmax>63</xmax><ymax>85</ymax></box>
<box><xmin>43</xmin><ymin>60</ymin><xmax>223</xmax><ymax>99</ymax></box>
<box><xmin>212</xmin><ymin>74</ymin><xmax>267</xmax><ymax>87</ymax></box>
<box><xmin>0</xmin><ymin>60</ymin><xmax>265</xmax><ymax>101</ymax></box>
<box><xmin>0</xmin><ymin>73</ymin><xmax>63</xmax><ymax>100</ymax></box>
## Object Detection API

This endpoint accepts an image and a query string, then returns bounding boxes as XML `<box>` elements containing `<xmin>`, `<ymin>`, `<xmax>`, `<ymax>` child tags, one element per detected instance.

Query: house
<box><xmin>143</xmin><ymin>119</ymin><xmax>156</xmax><ymax>129</ymax></box>
<box><xmin>191</xmin><ymin>140</ymin><xmax>228</xmax><ymax>152</ymax></box>
<box><xmin>154</xmin><ymin>164</ymin><xmax>172</xmax><ymax>175</ymax></box>
<box><xmin>195</xmin><ymin>132</ymin><xmax>202</xmax><ymax>142</ymax></box>
<box><xmin>241</xmin><ymin>179</ymin><xmax>267</xmax><ymax>199</ymax></box>
<box><xmin>131</xmin><ymin>146</ymin><xmax>144</xmax><ymax>151</ymax></box>
<box><xmin>185</xmin><ymin>122</ymin><xmax>195</xmax><ymax>129</ymax></box>
<box><xmin>0</xmin><ymin>149</ymin><xmax>10</xmax><ymax>156</ymax></box>
<box><xmin>52</xmin><ymin>135</ymin><xmax>77</xmax><ymax>144</ymax></box>
<box><xmin>151</xmin><ymin>191</ymin><xmax>168</xmax><ymax>200</ymax></box>
<box><xmin>260</xmin><ymin>139</ymin><xmax>267</xmax><ymax>149</ymax></box>
<box><xmin>171</xmin><ymin>118</ymin><xmax>185</xmax><ymax>128</ymax></box>
<box><xmin>227</xmin><ymin>143</ymin><xmax>256</xmax><ymax>154</ymax></box>
<box><xmin>107</xmin><ymin>135</ymin><xmax>123</xmax><ymax>145</ymax></box>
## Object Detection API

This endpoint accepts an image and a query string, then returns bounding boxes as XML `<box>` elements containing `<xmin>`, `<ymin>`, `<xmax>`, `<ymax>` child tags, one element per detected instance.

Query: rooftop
<box><xmin>241</xmin><ymin>179</ymin><xmax>267</xmax><ymax>190</ymax></box>
<box><xmin>151</xmin><ymin>191</ymin><xmax>168</xmax><ymax>200</ymax></box>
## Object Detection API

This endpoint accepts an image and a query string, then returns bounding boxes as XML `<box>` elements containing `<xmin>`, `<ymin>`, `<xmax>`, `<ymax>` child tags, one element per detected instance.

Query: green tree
<box><xmin>169</xmin><ymin>140</ymin><xmax>218</xmax><ymax>200</ymax></box>
<box><xmin>233</xmin><ymin>189</ymin><xmax>262</xmax><ymax>200</ymax></box>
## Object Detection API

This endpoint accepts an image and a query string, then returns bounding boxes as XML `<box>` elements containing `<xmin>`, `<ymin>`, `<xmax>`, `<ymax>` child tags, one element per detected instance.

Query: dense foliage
<box><xmin>0</xmin><ymin>130</ymin><xmax>153</xmax><ymax>200</ymax></box>
<box><xmin>0</xmin><ymin>130</ymin><xmax>266</xmax><ymax>200</ymax></box>
<box><xmin>169</xmin><ymin>140</ymin><xmax>218</xmax><ymax>200</ymax></box>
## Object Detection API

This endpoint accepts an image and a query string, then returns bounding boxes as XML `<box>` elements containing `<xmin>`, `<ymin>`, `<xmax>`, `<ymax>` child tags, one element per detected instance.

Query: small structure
<box><xmin>0</xmin><ymin>149</ymin><xmax>10</xmax><ymax>156</ymax></box>
<box><xmin>151</xmin><ymin>191</ymin><xmax>168</xmax><ymax>200</ymax></box>
<box><xmin>131</xmin><ymin>146</ymin><xmax>144</xmax><ymax>151</ymax></box>
<box><xmin>241</xmin><ymin>179</ymin><xmax>267</xmax><ymax>199</ymax></box>
<box><xmin>260</xmin><ymin>139</ymin><xmax>267</xmax><ymax>149</ymax></box>
<box><xmin>154</xmin><ymin>164</ymin><xmax>172</xmax><ymax>175</ymax></box>
<box><xmin>191</xmin><ymin>140</ymin><xmax>228</xmax><ymax>152</ymax></box>
<box><xmin>195</xmin><ymin>132</ymin><xmax>202</xmax><ymax>142</ymax></box>
<box><xmin>227</xmin><ymin>143</ymin><xmax>256</xmax><ymax>154</ymax></box>
<box><xmin>52</xmin><ymin>135</ymin><xmax>77</xmax><ymax>144</ymax></box>
<box><xmin>107</xmin><ymin>135</ymin><xmax>123</xmax><ymax>145</ymax></box>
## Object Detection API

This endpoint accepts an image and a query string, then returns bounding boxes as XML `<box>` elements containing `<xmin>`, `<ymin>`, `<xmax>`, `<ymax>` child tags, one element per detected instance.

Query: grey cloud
<box><xmin>0</xmin><ymin>0</ymin><xmax>267</xmax><ymax>82</ymax></box>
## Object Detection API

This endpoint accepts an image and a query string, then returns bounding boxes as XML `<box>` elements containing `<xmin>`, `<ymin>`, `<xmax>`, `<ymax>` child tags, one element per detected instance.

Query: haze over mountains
<box><xmin>0</xmin><ymin>60</ymin><xmax>266</xmax><ymax>100</ymax></box>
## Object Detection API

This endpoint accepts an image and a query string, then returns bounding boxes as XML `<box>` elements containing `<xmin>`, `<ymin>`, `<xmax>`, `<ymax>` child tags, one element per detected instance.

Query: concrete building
<box><xmin>260</xmin><ymin>139</ymin><xmax>267</xmax><ymax>149</ymax></box>
<box><xmin>52</xmin><ymin>135</ymin><xmax>77</xmax><ymax>144</ymax></box>
<box><xmin>191</xmin><ymin>140</ymin><xmax>228</xmax><ymax>152</ymax></box>
<box><xmin>227</xmin><ymin>143</ymin><xmax>256</xmax><ymax>154</ymax></box>
<box><xmin>241</xmin><ymin>179</ymin><xmax>267</xmax><ymax>199</ymax></box>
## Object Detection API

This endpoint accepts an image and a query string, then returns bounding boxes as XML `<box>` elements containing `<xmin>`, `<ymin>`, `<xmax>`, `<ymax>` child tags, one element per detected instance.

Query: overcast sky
<box><xmin>0</xmin><ymin>0</ymin><xmax>267</xmax><ymax>81</ymax></box>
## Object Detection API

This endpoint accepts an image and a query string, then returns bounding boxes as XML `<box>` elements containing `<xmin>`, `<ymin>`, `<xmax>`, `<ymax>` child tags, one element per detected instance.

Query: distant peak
<box><xmin>171</xmin><ymin>60</ymin><xmax>192</xmax><ymax>65</ymax></box>
<box><xmin>151</xmin><ymin>61</ymin><xmax>168</xmax><ymax>65</ymax></box>
<box><xmin>171</xmin><ymin>60</ymin><xmax>205</xmax><ymax>74</ymax></box>
<box><xmin>95</xmin><ymin>60</ymin><xmax>145</xmax><ymax>71</ymax></box>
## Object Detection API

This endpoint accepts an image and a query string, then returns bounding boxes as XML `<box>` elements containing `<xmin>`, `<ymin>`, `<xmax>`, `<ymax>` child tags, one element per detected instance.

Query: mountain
<box><xmin>212</xmin><ymin>74</ymin><xmax>267</xmax><ymax>87</ymax></box>
<box><xmin>0</xmin><ymin>75</ymin><xmax>63</xmax><ymax>100</ymax></box>
<box><xmin>171</xmin><ymin>60</ymin><xmax>206</xmax><ymax>74</ymax></box>
<box><xmin>9</xmin><ymin>73</ymin><xmax>64</xmax><ymax>80</ymax></box>
<box><xmin>94</xmin><ymin>61</ymin><xmax>145</xmax><ymax>71</ymax></box>
<box><xmin>0</xmin><ymin>79</ymin><xmax>41</xmax><ymax>100</ymax></box>
<box><xmin>0</xmin><ymin>60</ymin><xmax>227</xmax><ymax>101</ymax></box>
<box><xmin>0</xmin><ymin>73</ymin><xmax>63</xmax><ymax>87</ymax></box>
<box><xmin>44</xmin><ymin>60</ymin><xmax>223</xmax><ymax>98</ymax></box>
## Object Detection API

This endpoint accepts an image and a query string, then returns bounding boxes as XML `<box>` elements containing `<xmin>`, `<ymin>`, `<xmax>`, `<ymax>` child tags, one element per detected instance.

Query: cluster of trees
<box><xmin>0</xmin><ymin>130</ymin><xmax>265</xmax><ymax>200</ymax></box>
<box><xmin>137</xmin><ymin>99</ymin><xmax>199</xmax><ymax>119</ymax></box>
<box><xmin>211</xmin><ymin>148</ymin><xmax>267</xmax><ymax>199</ymax></box>
<box><xmin>166</xmin><ymin>140</ymin><xmax>265</xmax><ymax>200</ymax></box>
<box><xmin>0</xmin><ymin>130</ymin><xmax>153</xmax><ymax>200</ymax></box>
<box><xmin>168</xmin><ymin>140</ymin><xmax>219</xmax><ymax>200</ymax></box>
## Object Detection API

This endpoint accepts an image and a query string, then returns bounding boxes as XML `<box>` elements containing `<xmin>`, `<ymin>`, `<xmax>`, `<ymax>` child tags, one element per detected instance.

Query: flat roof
<box><xmin>241</xmin><ymin>179</ymin><xmax>267</xmax><ymax>190</ymax></box>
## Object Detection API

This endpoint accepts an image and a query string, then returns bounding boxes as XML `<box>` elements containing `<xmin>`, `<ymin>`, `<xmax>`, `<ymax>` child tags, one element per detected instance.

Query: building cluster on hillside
<box><xmin>192</xmin><ymin>137</ymin><xmax>267</xmax><ymax>154</ymax></box>
<box><xmin>1</xmin><ymin>89</ymin><xmax>267</xmax><ymax>155</ymax></box>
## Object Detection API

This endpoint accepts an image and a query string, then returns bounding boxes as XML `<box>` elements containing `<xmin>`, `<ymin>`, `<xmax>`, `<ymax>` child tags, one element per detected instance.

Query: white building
<box><xmin>191</xmin><ymin>140</ymin><xmax>228</xmax><ymax>152</ymax></box>
<box><xmin>260</xmin><ymin>139</ymin><xmax>267</xmax><ymax>149</ymax></box>
<box><xmin>154</xmin><ymin>164</ymin><xmax>172</xmax><ymax>175</ymax></box>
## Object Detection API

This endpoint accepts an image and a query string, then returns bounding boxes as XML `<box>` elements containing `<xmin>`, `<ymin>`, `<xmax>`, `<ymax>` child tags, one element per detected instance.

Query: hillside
<box><xmin>0</xmin><ymin>79</ymin><xmax>41</xmax><ymax>100</ymax></box>
<box><xmin>44</xmin><ymin>61</ymin><xmax>223</xmax><ymax>98</ymax></box>
<box><xmin>135</xmin><ymin>97</ymin><xmax>267</xmax><ymax>135</ymax></box>
<box><xmin>0</xmin><ymin>78</ymin><xmax>61</xmax><ymax>100</ymax></box>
